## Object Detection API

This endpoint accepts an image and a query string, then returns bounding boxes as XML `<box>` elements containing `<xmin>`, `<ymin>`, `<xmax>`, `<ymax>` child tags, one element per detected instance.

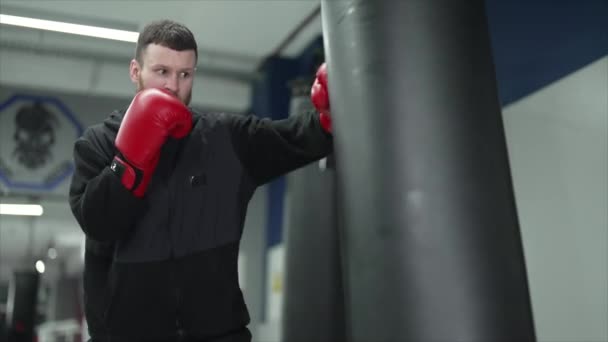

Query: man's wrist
<box><xmin>110</xmin><ymin>155</ymin><xmax>143</xmax><ymax>193</ymax></box>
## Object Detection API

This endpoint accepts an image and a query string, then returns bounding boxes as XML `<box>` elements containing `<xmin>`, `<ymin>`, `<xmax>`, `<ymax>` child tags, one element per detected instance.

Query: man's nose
<box><xmin>164</xmin><ymin>74</ymin><xmax>179</xmax><ymax>95</ymax></box>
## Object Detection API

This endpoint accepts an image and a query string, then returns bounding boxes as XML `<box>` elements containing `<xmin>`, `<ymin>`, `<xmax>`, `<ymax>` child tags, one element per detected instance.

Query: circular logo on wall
<box><xmin>0</xmin><ymin>94</ymin><xmax>83</xmax><ymax>192</ymax></box>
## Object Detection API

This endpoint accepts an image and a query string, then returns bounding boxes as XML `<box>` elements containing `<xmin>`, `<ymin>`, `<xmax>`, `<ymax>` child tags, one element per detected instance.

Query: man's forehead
<box><xmin>142</xmin><ymin>44</ymin><xmax>196</xmax><ymax>67</ymax></box>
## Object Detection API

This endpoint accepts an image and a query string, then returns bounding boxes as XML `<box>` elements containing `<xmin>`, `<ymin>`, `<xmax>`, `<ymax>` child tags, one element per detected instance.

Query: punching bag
<box><xmin>281</xmin><ymin>79</ymin><xmax>345</xmax><ymax>342</ymax></box>
<box><xmin>320</xmin><ymin>0</ymin><xmax>536</xmax><ymax>341</ymax></box>
<box><xmin>6</xmin><ymin>271</ymin><xmax>39</xmax><ymax>342</ymax></box>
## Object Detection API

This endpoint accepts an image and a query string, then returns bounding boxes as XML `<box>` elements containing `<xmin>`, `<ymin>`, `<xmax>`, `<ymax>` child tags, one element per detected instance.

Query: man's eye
<box><xmin>180</xmin><ymin>72</ymin><xmax>191</xmax><ymax>78</ymax></box>
<box><xmin>156</xmin><ymin>69</ymin><xmax>166</xmax><ymax>75</ymax></box>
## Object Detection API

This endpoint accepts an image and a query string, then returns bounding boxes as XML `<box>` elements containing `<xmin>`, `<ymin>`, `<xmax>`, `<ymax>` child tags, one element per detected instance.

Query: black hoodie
<box><xmin>69</xmin><ymin>108</ymin><xmax>332</xmax><ymax>341</ymax></box>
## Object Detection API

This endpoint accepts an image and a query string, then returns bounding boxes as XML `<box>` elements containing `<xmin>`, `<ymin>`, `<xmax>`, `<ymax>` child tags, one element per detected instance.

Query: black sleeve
<box><xmin>69</xmin><ymin>129</ymin><xmax>146</xmax><ymax>242</ymax></box>
<box><xmin>225</xmin><ymin>110</ymin><xmax>333</xmax><ymax>186</ymax></box>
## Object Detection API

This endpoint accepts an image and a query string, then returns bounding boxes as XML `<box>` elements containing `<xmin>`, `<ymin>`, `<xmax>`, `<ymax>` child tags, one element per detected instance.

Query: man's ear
<box><xmin>129</xmin><ymin>59</ymin><xmax>140</xmax><ymax>84</ymax></box>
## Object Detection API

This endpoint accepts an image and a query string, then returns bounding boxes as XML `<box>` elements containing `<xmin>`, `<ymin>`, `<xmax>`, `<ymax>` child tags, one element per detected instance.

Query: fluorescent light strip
<box><xmin>0</xmin><ymin>204</ymin><xmax>44</xmax><ymax>216</ymax></box>
<box><xmin>0</xmin><ymin>14</ymin><xmax>139</xmax><ymax>43</ymax></box>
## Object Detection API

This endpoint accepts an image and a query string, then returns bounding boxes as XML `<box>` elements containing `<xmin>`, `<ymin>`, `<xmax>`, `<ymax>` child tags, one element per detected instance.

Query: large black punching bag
<box><xmin>320</xmin><ymin>0</ymin><xmax>537</xmax><ymax>341</ymax></box>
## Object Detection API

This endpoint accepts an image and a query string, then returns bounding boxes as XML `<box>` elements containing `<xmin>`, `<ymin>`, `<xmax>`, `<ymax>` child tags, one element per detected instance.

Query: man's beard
<box><xmin>137</xmin><ymin>76</ymin><xmax>192</xmax><ymax>106</ymax></box>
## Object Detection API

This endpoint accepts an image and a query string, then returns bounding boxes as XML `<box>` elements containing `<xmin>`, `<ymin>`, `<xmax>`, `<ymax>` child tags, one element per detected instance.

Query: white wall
<box><xmin>503</xmin><ymin>56</ymin><xmax>607</xmax><ymax>342</ymax></box>
<box><xmin>0</xmin><ymin>85</ymin><xmax>132</xmax><ymax>283</ymax></box>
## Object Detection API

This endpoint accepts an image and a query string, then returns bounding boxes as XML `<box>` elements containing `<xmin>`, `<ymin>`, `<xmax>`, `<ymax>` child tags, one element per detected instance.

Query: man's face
<box><xmin>129</xmin><ymin>43</ymin><xmax>197</xmax><ymax>105</ymax></box>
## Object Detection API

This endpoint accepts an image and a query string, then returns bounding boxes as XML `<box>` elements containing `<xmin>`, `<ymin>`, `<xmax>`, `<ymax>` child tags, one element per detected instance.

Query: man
<box><xmin>69</xmin><ymin>20</ymin><xmax>332</xmax><ymax>342</ymax></box>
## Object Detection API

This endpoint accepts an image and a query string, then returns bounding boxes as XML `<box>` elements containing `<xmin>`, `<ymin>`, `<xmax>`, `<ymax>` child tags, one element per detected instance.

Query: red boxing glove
<box><xmin>111</xmin><ymin>88</ymin><xmax>192</xmax><ymax>197</ymax></box>
<box><xmin>311</xmin><ymin>62</ymin><xmax>332</xmax><ymax>133</ymax></box>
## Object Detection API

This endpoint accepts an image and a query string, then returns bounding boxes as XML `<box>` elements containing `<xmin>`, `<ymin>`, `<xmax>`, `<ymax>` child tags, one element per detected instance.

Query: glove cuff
<box><xmin>110</xmin><ymin>155</ymin><xmax>145</xmax><ymax>197</ymax></box>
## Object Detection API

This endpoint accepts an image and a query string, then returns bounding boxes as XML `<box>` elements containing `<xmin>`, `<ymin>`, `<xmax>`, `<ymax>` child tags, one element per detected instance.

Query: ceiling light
<box><xmin>35</xmin><ymin>260</ymin><xmax>46</xmax><ymax>274</ymax></box>
<box><xmin>48</xmin><ymin>247</ymin><xmax>58</xmax><ymax>260</ymax></box>
<box><xmin>0</xmin><ymin>204</ymin><xmax>44</xmax><ymax>216</ymax></box>
<box><xmin>0</xmin><ymin>14</ymin><xmax>139</xmax><ymax>43</ymax></box>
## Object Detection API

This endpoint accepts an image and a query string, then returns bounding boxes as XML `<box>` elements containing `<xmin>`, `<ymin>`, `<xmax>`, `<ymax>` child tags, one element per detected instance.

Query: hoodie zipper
<box><xmin>168</xmin><ymin>151</ymin><xmax>184</xmax><ymax>339</ymax></box>
<box><xmin>168</xmin><ymin>209</ymin><xmax>184</xmax><ymax>336</ymax></box>
<box><xmin>174</xmin><ymin>258</ymin><xmax>183</xmax><ymax>336</ymax></box>
<box><xmin>166</xmin><ymin>158</ymin><xmax>183</xmax><ymax>337</ymax></box>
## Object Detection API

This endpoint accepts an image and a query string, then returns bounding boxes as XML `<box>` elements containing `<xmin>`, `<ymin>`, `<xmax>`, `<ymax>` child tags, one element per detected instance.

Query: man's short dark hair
<box><xmin>135</xmin><ymin>20</ymin><xmax>198</xmax><ymax>65</ymax></box>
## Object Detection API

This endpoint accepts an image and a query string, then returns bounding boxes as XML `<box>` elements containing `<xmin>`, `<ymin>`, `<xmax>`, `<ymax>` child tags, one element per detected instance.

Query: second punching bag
<box><xmin>281</xmin><ymin>79</ymin><xmax>345</xmax><ymax>342</ymax></box>
<box><xmin>320</xmin><ymin>0</ymin><xmax>536</xmax><ymax>341</ymax></box>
